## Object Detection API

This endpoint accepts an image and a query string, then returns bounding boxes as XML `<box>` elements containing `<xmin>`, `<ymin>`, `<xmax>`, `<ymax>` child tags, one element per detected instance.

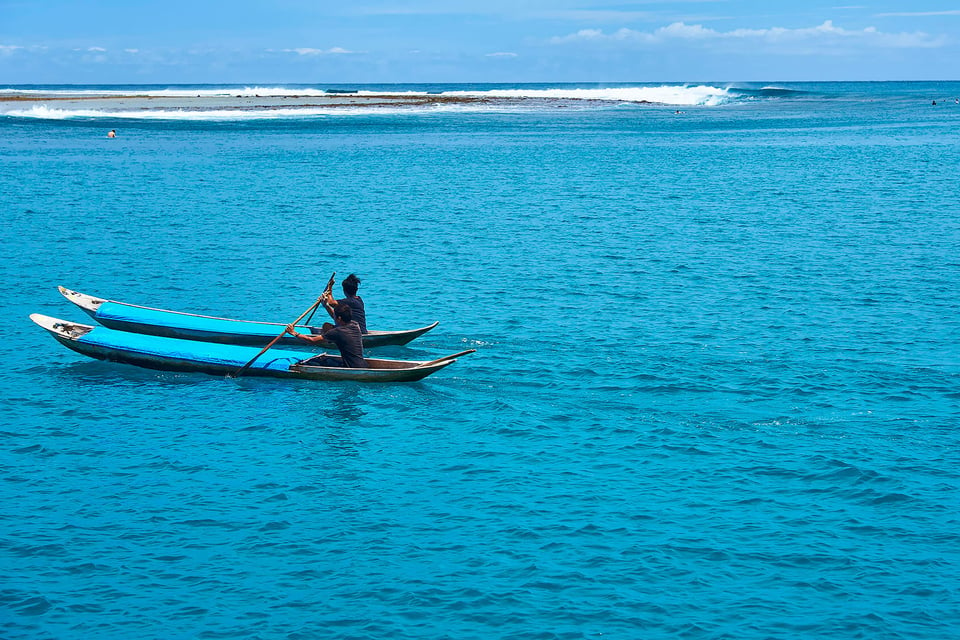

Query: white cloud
<box><xmin>550</xmin><ymin>20</ymin><xmax>945</xmax><ymax>49</ymax></box>
<box><xmin>551</xmin><ymin>28</ymin><xmax>649</xmax><ymax>44</ymax></box>
<box><xmin>0</xmin><ymin>44</ymin><xmax>23</xmax><ymax>55</ymax></box>
<box><xmin>658</xmin><ymin>22</ymin><xmax>716</xmax><ymax>39</ymax></box>
<box><xmin>88</xmin><ymin>46</ymin><xmax>107</xmax><ymax>52</ymax></box>
<box><xmin>485</xmin><ymin>51</ymin><xmax>518</xmax><ymax>57</ymax></box>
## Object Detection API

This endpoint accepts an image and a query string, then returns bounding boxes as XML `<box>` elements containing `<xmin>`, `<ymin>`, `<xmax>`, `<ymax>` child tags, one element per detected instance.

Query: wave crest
<box><xmin>0</xmin><ymin>84</ymin><xmax>739</xmax><ymax>121</ymax></box>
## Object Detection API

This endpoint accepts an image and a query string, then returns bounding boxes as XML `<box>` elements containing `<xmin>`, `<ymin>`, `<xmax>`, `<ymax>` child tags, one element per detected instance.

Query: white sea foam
<box><xmin>0</xmin><ymin>84</ymin><xmax>735</xmax><ymax>120</ymax></box>
<box><xmin>2</xmin><ymin>104</ymin><xmax>449</xmax><ymax>120</ymax></box>
<box><xmin>0</xmin><ymin>86</ymin><xmax>336</xmax><ymax>98</ymax></box>
<box><xmin>1</xmin><ymin>84</ymin><xmax>733</xmax><ymax>104</ymax></box>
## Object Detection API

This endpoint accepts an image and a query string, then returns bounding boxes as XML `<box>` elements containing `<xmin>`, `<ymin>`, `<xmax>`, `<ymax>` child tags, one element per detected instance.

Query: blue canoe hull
<box><xmin>59</xmin><ymin>287</ymin><xmax>438</xmax><ymax>349</ymax></box>
<box><xmin>32</xmin><ymin>314</ymin><xmax>468</xmax><ymax>382</ymax></box>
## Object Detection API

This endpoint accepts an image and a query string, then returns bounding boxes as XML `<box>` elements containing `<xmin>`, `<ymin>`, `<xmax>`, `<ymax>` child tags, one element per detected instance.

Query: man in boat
<box><xmin>286</xmin><ymin>302</ymin><xmax>367</xmax><ymax>368</ymax></box>
<box><xmin>319</xmin><ymin>273</ymin><xmax>366</xmax><ymax>334</ymax></box>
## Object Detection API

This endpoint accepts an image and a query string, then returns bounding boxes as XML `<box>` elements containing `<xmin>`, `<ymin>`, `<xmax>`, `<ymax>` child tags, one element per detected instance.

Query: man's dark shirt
<box><xmin>338</xmin><ymin>295</ymin><xmax>367</xmax><ymax>333</ymax></box>
<box><xmin>322</xmin><ymin>321</ymin><xmax>367</xmax><ymax>368</ymax></box>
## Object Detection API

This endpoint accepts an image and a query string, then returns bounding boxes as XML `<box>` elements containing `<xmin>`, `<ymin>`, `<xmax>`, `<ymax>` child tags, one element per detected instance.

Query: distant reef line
<box><xmin>0</xmin><ymin>93</ymin><xmax>652</xmax><ymax>106</ymax></box>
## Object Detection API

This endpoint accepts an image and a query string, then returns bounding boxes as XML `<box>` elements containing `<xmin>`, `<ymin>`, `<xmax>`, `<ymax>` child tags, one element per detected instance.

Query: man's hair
<box><xmin>334</xmin><ymin>302</ymin><xmax>353</xmax><ymax>323</ymax></box>
<box><xmin>342</xmin><ymin>273</ymin><xmax>361</xmax><ymax>296</ymax></box>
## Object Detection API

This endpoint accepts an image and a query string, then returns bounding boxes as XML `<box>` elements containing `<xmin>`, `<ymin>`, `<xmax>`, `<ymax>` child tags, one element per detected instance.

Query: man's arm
<box><xmin>319</xmin><ymin>292</ymin><xmax>337</xmax><ymax>321</ymax></box>
<box><xmin>286</xmin><ymin>324</ymin><xmax>327</xmax><ymax>344</ymax></box>
<box><xmin>319</xmin><ymin>275</ymin><xmax>337</xmax><ymax>321</ymax></box>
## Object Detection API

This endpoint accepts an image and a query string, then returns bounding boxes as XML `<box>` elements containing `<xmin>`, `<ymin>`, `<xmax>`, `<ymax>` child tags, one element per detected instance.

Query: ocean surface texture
<box><xmin>1</xmin><ymin>82</ymin><xmax>959</xmax><ymax>639</ymax></box>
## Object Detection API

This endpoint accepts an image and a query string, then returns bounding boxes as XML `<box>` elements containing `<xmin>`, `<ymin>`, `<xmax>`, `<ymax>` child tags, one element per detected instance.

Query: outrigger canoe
<box><xmin>58</xmin><ymin>287</ymin><xmax>438</xmax><ymax>349</ymax></box>
<box><xmin>31</xmin><ymin>314</ymin><xmax>474</xmax><ymax>382</ymax></box>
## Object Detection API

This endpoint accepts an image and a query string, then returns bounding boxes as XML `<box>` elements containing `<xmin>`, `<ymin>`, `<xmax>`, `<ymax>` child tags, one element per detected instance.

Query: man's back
<box><xmin>322</xmin><ymin>320</ymin><xmax>366</xmax><ymax>368</ymax></box>
<box><xmin>339</xmin><ymin>295</ymin><xmax>366</xmax><ymax>333</ymax></box>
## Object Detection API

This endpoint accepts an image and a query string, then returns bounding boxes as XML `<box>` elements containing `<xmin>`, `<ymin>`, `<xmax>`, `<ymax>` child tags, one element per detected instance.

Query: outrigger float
<box><xmin>31</xmin><ymin>314</ymin><xmax>473</xmax><ymax>382</ymax></box>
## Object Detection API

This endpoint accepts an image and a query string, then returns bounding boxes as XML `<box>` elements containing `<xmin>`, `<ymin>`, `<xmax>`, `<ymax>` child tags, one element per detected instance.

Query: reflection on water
<box><xmin>6</xmin><ymin>82</ymin><xmax>960</xmax><ymax>640</ymax></box>
<box><xmin>327</xmin><ymin>386</ymin><xmax>367</xmax><ymax>424</ymax></box>
<box><xmin>48</xmin><ymin>359</ymin><xmax>219</xmax><ymax>389</ymax></box>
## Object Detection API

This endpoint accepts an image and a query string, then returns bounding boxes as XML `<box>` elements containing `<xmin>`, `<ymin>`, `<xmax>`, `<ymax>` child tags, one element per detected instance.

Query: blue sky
<box><xmin>2</xmin><ymin>1</ymin><xmax>959</xmax><ymax>83</ymax></box>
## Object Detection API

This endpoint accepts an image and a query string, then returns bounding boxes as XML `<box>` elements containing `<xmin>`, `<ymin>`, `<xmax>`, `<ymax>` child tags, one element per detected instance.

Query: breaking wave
<box><xmin>2</xmin><ymin>84</ymin><xmax>733</xmax><ymax>102</ymax></box>
<box><xmin>0</xmin><ymin>84</ymin><xmax>767</xmax><ymax>121</ymax></box>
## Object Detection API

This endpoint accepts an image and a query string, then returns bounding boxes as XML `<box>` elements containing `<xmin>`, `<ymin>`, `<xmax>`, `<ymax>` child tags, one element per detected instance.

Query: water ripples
<box><xmin>3</xmin><ymin>90</ymin><xmax>960</xmax><ymax>638</ymax></box>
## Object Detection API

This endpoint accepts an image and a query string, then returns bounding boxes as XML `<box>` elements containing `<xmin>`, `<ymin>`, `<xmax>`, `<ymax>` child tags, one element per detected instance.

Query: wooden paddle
<box><xmin>304</xmin><ymin>272</ymin><xmax>337</xmax><ymax>326</ymax></box>
<box><xmin>229</xmin><ymin>273</ymin><xmax>335</xmax><ymax>378</ymax></box>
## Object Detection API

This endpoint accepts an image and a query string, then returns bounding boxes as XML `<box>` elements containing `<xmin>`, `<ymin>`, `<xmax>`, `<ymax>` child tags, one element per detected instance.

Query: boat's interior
<box><xmin>53</xmin><ymin>321</ymin><xmax>94</xmax><ymax>339</ymax></box>
<box><xmin>293</xmin><ymin>357</ymin><xmax>423</xmax><ymax>371</ymax></box>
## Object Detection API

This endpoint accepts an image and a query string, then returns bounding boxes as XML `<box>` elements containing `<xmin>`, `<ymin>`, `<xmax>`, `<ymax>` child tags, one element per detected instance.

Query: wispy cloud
<box><xmin>550</xmin><ymin>20</ymin><xmax>945</xmax><ymax>49</ymax></box>
<box><xmin>541</xmin><ymin>9</ymin><xmax>658</xmax><ymax>22</ymax></box>
<box><xmin>876</xmin><ymin>10</ymin><xmax>960</xmax><ymax>17</ymax></box>
<box><xmin>485</xmin><ymin>51</ymin><xmax>518</xmax><ymax>57</ymax></box>
<box><xmin>283</xmin><ymin>47</ymin><xmax>358</xmax><ymax>56</ymax></box>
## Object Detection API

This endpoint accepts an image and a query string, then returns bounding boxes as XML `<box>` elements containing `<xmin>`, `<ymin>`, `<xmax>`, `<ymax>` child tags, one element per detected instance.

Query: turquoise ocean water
<box><xmin>1</xmin><ymin>82</ymin><xmax>959</xmax><ymax>638</ymax></box>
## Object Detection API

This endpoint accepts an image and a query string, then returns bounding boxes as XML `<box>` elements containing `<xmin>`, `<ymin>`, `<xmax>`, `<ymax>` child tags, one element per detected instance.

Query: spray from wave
<box><xmin>0</xmin><ymin>84</ymin><xmax>740</xmax><ymax>120</ymax></box>
<box><xmin>3</xmin><ymin>84</ymin><xmax>733</xmax><ymax>103</ymax></box>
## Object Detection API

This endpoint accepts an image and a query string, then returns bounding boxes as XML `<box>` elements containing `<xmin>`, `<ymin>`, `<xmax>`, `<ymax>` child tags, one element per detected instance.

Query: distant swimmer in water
<box><xmin>107</xmin><ymin>130</ymin><xmax>116</xmax><ymax>138</ymax></box>
<box><xmin>932</xmin><ymin>100</ymin><xmax>937</xmax><ymax>105</ymax></box>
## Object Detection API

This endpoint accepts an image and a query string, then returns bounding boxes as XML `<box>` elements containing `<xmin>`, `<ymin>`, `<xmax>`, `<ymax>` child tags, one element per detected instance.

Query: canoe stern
<box><xmin>289</xmin><ymin>358</ymin><xmax>457</xmax><ymax>382</ymax></box>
